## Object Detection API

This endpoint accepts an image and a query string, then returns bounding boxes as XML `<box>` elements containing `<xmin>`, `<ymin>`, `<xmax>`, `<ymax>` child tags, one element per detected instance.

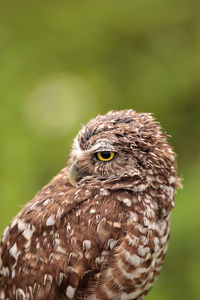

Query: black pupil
<box><xmin>100</xmin><ymin>151</ymin><xmax>111</xmax><ymax>159</ymax></box>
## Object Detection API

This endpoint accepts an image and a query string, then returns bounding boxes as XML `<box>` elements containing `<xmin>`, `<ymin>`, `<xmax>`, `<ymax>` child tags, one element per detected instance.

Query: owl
<box><xmin>0</xmin><ymin>109</ymin><xmax>181</xmax><ymax>300</ymax></box>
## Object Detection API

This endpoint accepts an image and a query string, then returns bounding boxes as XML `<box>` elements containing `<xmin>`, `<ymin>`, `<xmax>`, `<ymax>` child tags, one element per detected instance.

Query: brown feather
<box><xmin>0</xmin><ymin>110</ymin><xmax>181</xmax><ymax>300</ymax></box>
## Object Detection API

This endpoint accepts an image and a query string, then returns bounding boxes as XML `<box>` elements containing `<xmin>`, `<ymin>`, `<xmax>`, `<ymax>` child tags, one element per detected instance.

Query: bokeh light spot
<box><xmin>24</xmin><ymin>74</ymin><xmax>97</xmax><ymax>135</ymax></box>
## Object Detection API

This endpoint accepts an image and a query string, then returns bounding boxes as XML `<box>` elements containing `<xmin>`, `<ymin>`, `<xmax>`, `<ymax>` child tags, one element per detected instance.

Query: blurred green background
<box><xmin>0</xmin><ymin>0</ymin><xmax>199</xmax><ymax>299</ymax></box>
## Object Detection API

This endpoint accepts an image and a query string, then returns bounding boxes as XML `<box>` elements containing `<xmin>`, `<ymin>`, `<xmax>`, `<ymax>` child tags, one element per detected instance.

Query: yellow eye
<box><xmin>96</xmin><ymin>151</ymin><xmax>115</xmax><ymax>162</ymax></box>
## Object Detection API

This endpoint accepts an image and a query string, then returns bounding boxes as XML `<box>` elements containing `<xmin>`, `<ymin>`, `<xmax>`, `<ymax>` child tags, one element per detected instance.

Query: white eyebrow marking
<box><xmin>73</xmin><ymin>137</ymin><xmax>83</xmax><ymax>157</ymax></box>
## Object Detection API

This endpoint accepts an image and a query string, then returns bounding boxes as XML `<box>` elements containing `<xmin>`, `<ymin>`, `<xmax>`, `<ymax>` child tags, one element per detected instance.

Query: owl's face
<box><xmin>68</xmin><ymin>110</ymin><xmax>176</xmax><ymax>188</ymax></box>
<box><xmin>69</xmin><ymin>136</ymin><xmax>140</xmax><ymax>186</ymax></box>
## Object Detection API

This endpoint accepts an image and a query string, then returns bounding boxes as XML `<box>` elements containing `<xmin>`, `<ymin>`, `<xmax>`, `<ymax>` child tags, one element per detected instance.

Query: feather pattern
<box><xmin>0</xmin><ymin>110</ymin><xmax>181</xmax><ymax>299</ymax></box>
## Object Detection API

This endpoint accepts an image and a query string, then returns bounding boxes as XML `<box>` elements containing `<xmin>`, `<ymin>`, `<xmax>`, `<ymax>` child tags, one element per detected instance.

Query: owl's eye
<box><xmin>95</xmin><ymin>151</ymin><xmax>115</xmax><ymax>162</ymax></box>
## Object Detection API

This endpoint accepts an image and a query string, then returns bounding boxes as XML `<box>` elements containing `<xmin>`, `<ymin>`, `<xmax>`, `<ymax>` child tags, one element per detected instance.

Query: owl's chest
<box><xmin>64</xmin><ymin>190</ymin><xmax>169</xmax><ymax>298</ymax></box>
<box><xmin>66</xmin><ymin>189</ymin><xmax>168</xmax><ymax>253</ymax></box>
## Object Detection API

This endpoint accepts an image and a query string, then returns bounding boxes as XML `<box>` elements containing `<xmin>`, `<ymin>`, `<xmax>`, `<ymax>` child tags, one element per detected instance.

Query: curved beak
<box><xmin>69</xmin><ymin>162</ymin><xmax>81</xmax><ymax>186</ymax></box>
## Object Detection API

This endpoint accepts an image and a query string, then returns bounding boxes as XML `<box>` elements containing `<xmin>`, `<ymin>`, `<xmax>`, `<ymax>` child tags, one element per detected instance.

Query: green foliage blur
<box><xmin>0</xmin><ymin>0</ymin><xmax>199</xmax><ymax>299</ymax></box>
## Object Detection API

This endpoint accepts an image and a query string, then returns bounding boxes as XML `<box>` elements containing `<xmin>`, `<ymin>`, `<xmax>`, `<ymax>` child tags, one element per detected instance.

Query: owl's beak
<box><xmin>69</xmin><ymin>162</ymin><xmax>81</xmax><ymax>186</ymax></box>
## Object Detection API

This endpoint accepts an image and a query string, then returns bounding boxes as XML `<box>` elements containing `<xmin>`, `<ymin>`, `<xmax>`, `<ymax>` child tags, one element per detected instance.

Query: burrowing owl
<box><xmin>0</xmin><ymin>110</ymin><xmax>181</xmax><ymax>300</ymax></box>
